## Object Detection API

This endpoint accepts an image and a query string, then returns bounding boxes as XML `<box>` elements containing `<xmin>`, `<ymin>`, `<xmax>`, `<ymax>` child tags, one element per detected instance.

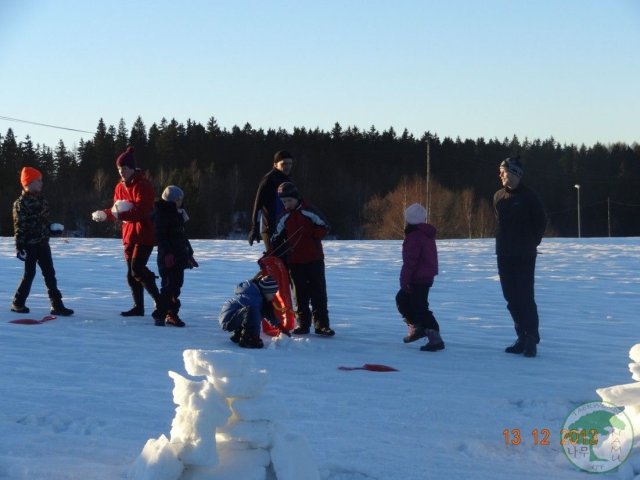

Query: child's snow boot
<box><xmin>420</xmin><ymin>329</ymin><xmax>445</xmax><ymax>352</ymax></box>
<box><xmin>403</xmin><ymin>322</ymin><xmax>427</xmax><ymax>343</ymax></box>
<box><xmin>165</xmin><ymin>311</ymin><xmax>185</xmax><ymax>327</ymax></box>
<box><xmin>11</xmin><ymin>303</ymin><xmax>29</xmax><ymax>314</ymax></box>
<box><xmin>239</xmin><ymin>332</ymin><xmax>264</xmax><ymax>349</ymax></box>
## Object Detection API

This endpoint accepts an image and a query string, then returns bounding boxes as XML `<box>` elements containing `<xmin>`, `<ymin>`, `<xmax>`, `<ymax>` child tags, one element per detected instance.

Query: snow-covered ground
<box><xmin>1</xmin><ymin>236</ymin><xmax>639</xmax><ymax>479</ymax></box>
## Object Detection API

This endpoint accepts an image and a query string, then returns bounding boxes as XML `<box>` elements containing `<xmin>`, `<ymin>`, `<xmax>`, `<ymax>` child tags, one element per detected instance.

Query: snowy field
<box><xmin>0</xmin><ymin>236</ymin><xmax>639</xmax><ymax>479</ymax></box>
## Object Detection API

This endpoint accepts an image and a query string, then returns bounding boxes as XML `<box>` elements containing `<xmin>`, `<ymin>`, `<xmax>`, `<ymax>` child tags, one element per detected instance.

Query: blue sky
<box><xmin>1</xmin><ymin>0</ymin><xmax>638</xmax><ymax>150</ymax></box>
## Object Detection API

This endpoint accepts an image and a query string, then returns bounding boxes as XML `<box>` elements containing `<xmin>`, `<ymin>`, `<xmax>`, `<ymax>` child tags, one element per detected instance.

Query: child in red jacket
<box><xmin>396</xmin><ymin>203</ymin><xmax>444</xmax><ymax>352</ymax></box>
<box><xmin>270</xmin><ymin>182</ymin><xmax>334</xmax><ymax>337</ymax></box>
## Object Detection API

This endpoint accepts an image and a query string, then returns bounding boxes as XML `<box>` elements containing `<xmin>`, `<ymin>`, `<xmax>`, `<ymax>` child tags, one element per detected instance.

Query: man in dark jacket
<box><xmin>493</xmin><ymin>156</ymin><xmax>547</xmax><ymax>358</ymax></box>
<box><xmin>248</xmin><ymin>150</ymin><xmax>293</xmax><ymax>250</ymax></box>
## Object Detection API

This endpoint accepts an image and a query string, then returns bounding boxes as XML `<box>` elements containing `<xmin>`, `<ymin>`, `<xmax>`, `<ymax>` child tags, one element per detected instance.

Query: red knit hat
<box><xmin>115</xmin><ymin>146</ymin><xmax>136</xmax><ymax>169</ymax></box>
<box><xmin>20</xmin><ymin>167</ymin><xmax>42</xmax><ymax>188</ymax></box>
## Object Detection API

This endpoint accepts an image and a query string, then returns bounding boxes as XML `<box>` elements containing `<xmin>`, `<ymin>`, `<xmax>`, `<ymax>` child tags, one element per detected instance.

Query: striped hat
<box><xmin>258</xmin><ymin>275</ymin><xmax>278</xmax><ymax>294</ymax></box>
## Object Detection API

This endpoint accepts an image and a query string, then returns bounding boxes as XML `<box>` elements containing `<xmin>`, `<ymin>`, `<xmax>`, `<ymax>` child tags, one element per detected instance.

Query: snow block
<box><xmin>211</xmin><ymin>369</ymin><xmax>270</xmax><ymax>398</ymax></box>
<box><xmin>271</xmin><ymin>430</ymin><xmax>320</xmax><ymax>480</ymax></box>
<box><xmin>596</xmin><ymin>382</ymin><xmax>640</xmax><ymax>406</ymax></box>
<box><xmin>629</xmin><ymin>362</ymin><xmax>640</xmax><ymax>382</ymax></box>
<box><xmin>219</xmin><ymin>420</ymin><xmax>275</xmax><ymax>449</ymax></box>
<box><xmin>128</xmin><ymin>435</ymin><xmax>184</xmax><ymax>480</ymax></box>
<box><xmin>179</xmin><ymin>447</ymin><xmax>269</xmax><ymax>480</ymax></box>
<box><xmin>630</xmin><ymin>344</ymin><xmax>640</xmax><ymax>363</ymax></box>
<box><xmin>229</xmin><ymin>393</ymin><xmax>287</xmax><ymax>421</ymax></box>
<box><xmin>183</xmin><ymin>349</ymin><xmax>256</xmax><ymax>379</ymax></box>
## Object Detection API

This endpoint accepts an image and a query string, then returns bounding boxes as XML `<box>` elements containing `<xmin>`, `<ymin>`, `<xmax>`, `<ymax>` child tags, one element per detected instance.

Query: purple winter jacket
<box><xmin>399</xmin><ymin>223</ymin><xmax>439</xmax><ymax>289</ymax></box>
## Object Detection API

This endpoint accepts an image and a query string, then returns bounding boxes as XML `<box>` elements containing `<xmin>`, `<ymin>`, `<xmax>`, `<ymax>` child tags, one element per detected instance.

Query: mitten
<box><xmin>92</xmin><ymin>210</ymin><xmax>107</xmax><ymax>222</ymax></box>
<box><xmin>16</xmin><ymin>249</ymin><xmax>26</xmax><ymax>261</ymax></box>
<box><xmin>248</xmin><ymin>229</ymin><xmax>260</xmax><ymax>246</ymax></box>
<box><xmin>164</xmin><ymin>253</ymin><xmax>175</xmax><ymax>268</ymax></box>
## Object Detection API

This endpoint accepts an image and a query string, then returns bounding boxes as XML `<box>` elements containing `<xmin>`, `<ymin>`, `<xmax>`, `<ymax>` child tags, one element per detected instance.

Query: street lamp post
<box><xmin>574</xmin><ymin>184</ymin><xmax>581</xmax><ymax>238</ymax></box>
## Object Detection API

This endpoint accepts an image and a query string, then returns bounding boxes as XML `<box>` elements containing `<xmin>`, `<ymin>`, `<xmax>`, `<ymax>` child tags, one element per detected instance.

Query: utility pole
<box><xmin>574</xmin><ymin>184</ymin><xmax>581</xmax><ymax>238</ymax></box>
<box><xmin>426</xmin><ymin>139</ymin><xmax>431</xmax><ymax>223</ymax></box>
<box><xmin>607</xmin><ymin>197</ymin><xmax>611</xmax><ymax>237</ymax></box>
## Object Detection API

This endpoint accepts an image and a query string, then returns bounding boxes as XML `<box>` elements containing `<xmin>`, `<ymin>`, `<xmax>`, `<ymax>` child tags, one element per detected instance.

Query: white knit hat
<box><xmin>404</xmin><ymin>203</ymin><xmax>427</xmax><ymax>225</ymax></box>
<box><xmin>162</xmin><ymin>185</ymin><xmax>184</xmax><ymax>203</ymax></box>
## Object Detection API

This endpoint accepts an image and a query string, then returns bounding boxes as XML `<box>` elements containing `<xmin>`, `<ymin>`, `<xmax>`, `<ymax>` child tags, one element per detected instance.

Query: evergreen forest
<box><xmin>1</xmin><ymin>116</ymin><xmax>638</xmax><ymax>240</ymax></box>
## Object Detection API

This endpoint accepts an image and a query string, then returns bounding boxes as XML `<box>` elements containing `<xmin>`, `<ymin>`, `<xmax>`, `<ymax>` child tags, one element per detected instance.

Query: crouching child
<box><xmin>218</xmin><ymin>275</ymin><xmax>289</xmax><ymax>348</ymax></box>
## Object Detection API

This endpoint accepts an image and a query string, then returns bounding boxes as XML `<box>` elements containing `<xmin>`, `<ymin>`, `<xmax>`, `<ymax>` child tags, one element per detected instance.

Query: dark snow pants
<box><xmin>13</xmin><ymin>240</ymin><xmax>62</xmax><ymax>306</ymax></box>
<box><xmin>497</xmin><ymin>255</ymin><xmax>540</xmax><ymax>343</ymax></box>
<box><xmin>395</xmin><ymin>282</ymin><xmax>440</xmax><ymax>331</ymax></box>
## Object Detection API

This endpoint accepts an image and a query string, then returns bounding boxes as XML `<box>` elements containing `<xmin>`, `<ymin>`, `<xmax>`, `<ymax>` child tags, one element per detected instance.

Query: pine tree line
<box><xmin>1</xmin><ymin>116</ymin><xmax>639</xmax><ymax>239</ymax></box>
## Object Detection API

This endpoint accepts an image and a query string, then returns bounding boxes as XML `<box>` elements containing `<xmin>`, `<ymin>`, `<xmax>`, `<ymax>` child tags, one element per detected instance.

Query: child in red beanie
<box><xmin>11</xmin><ymin>167</ymin><xmax>74</xmax><ymax>315</ymax></box>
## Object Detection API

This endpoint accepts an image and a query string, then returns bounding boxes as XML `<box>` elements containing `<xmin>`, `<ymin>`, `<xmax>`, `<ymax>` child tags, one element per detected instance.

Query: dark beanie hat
<box><xmin>277</xmin><ymin>182</ymin><xmax>300</xmax><ymax>199</ymax></box>
<box><xmin>258</xmin><ymin>275</ymin><xmax>278</xmax><ymax>294</ymax></box>
<box><xmin>500</xmin><ymin>156</ymin><xmax>524</xmax><ymax>177</ymax></box>
<box><xmin>116</xmin><ymin>146</ymin><xmax>136</xmax><ymax>169</ymax></box>
<box><xmin>273</xmin><ymin>150</ymin><xmax>293</xmax><ymax>164</ymax></box>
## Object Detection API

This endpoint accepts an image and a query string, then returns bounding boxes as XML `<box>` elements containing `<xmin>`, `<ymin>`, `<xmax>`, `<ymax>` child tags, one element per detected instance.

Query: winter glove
<box><xmin>164</xmin><ymin>253</ymin><xmax>175</xmax><ymax>268</ymax></box>
<box><xmin>248</xmin><ymin>229</ymin><xmax>261</xmax><ymax>246</ymax></box>
<box><xmin>91</xmin><ymin>210</ymin><xmax>107</xmax><ymax>222</ymax></box>
<box><xmin>50</xmin><ymin>223</ymin><xmax>64</xmax><ymax>235</ymax></box>
<box><xmin>16</xmin><ymin>249</ymin><xmax>26</xmax><ymax>261</ymax></box>
<box><xmin>402</xmin><ymin>284</ymin><xmax>413</xmax><ymax>294</ymax></box>
<box><xmin>188</xmin><ymin>256</ymin><xmax>199</xmax><ymax>268</ymax></box>
<box><xmin>178</xmin><ymin>208</ymin><xmax>190</xmax><ymax>223</ymax></box>
<box><xmin>278</xmin><ymin>324</ymin><xmax>292</xmax><ymax>337</ymax></box>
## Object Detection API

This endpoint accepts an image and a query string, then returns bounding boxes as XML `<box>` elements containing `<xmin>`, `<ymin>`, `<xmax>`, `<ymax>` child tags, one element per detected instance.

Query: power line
<box><xmin>0</xmin><ymin>115</ymin><xmax>94</xmax><ymax>135</ymax></box>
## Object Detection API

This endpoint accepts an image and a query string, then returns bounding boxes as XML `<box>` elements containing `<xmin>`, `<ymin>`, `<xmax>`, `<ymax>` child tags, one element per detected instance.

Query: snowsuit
<box><xmin>218</xmin><ymin>280</ymin><xmax>278</xmax><ymax>336</ymax></box>
<box><xmin>100</xmin><ymin>170</ymin><xmax>160</xmax><ymax>311</ymax></box>
<box><xmin>249</xmin><ymin>168</ymin><xmax>290</xmax><ymax>246</ymax></box>
<box><xmin>271</xmin><ymin>200</ymin><xmax>331</xmax><ymax>330</ymax></box>
<box><xmin>154</xmin><ymin>199</ymin><xmax>194</xmax><ymax>318</ymax></box>
<box><xmin>12</xmin><ymin>191</ymin><xmax>64</xmax><ymax>308</ymax></box>
<box><xmin>396</xmin><ymin>223</ymin><xmax>440</xmax><ymax>331</ymax></box>
<box><xmin>493</xmin><ymin>182</ymin><xmax>546</xmax><ymax>343</ymax></box>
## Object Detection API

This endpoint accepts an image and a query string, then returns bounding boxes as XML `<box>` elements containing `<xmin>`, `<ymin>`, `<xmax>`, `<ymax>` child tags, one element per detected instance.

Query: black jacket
<box><xmin>250</xmin><ymin>168</ymin><xmax>290</xmax><ymax>235</ymax></box>
<box><xmin>493</xmin><ymin>183</ymin><xmax>546</xmax><ymax>256</ymax></box>
<box><xmin>154</xmin><ymin>199</ymin><xmax>193</xmax><ymax>271</ymax></box>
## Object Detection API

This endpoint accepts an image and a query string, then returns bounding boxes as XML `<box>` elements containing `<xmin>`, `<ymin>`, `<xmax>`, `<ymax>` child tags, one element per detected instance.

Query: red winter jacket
<box><xmin>399</xmin><ymin>223</ymin><xmax>438</xmax><ymax>289</ymax></box>
<box><xmin>271</xmin><ymin>200</ymin><xmax>329</xmax><ymax>265</ymax></box>
<box><xmin>103</xmin><ymin>171</ymin><xmax>156</xmax><ymax>247</ymax></box>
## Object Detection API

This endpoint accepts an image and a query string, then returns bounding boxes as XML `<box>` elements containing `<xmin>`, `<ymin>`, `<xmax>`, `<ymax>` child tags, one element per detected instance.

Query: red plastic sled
<box><xmin>338</xmin><ymin>364</ymin><xmax>399</xmax><ymax>372</ymax></box>
<box><xmin>258</xmin><ymin>255</ymin><xmax>296</xmax><ymax>336</ymax></box>
<box><xmin>10</xmin><ymin>315</ymin><xmax>57</xmax><ymax>325</ymax></box>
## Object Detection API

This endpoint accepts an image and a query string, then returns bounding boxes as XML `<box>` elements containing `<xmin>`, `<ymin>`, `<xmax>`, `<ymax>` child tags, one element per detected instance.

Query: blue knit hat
<box><xmin>258</xmin><ymin>275</ymin><xmax>278</xmax><ymax>294</ymax></box>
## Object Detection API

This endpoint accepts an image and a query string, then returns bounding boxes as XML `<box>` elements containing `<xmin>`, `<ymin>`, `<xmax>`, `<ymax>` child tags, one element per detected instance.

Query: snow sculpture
<box><xmin>128</xmin><ymin>349</ymin><xmax>320</xmax><ymax>480</ymax></box>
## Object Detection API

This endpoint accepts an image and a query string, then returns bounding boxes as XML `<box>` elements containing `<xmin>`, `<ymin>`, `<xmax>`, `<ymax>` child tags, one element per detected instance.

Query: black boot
<box><xmin>523</xmin><ymin>335</ymin><xmax>537</xmax><ymax>358</ymax></box>
<box><xmin>505</xmin><ymin>337</ymin><xmax>526</xmax><ymax>354</ymax></box>
<box><xmin>122</xmin><ymin>284</ymin><xmax>144</xmax><ymax>316</ymax></box>
<box><xmin>420</xmin><ymin>329</ymin><xmax>445</xmax><ymax>352</ymax></box>
<box><xmin>11</xmin><ymin>303</ymin><xmax>30</xmax><ymax>314</ymax></box>
<box><xmin>50</xmin><ymin>299</ymin><xmax>74</xmax><ymax>316</ymax></box>
<box><xmin>293</xmin><ymin>311</ymin><xmax>311</xmax><ymax>334</ymax></box>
